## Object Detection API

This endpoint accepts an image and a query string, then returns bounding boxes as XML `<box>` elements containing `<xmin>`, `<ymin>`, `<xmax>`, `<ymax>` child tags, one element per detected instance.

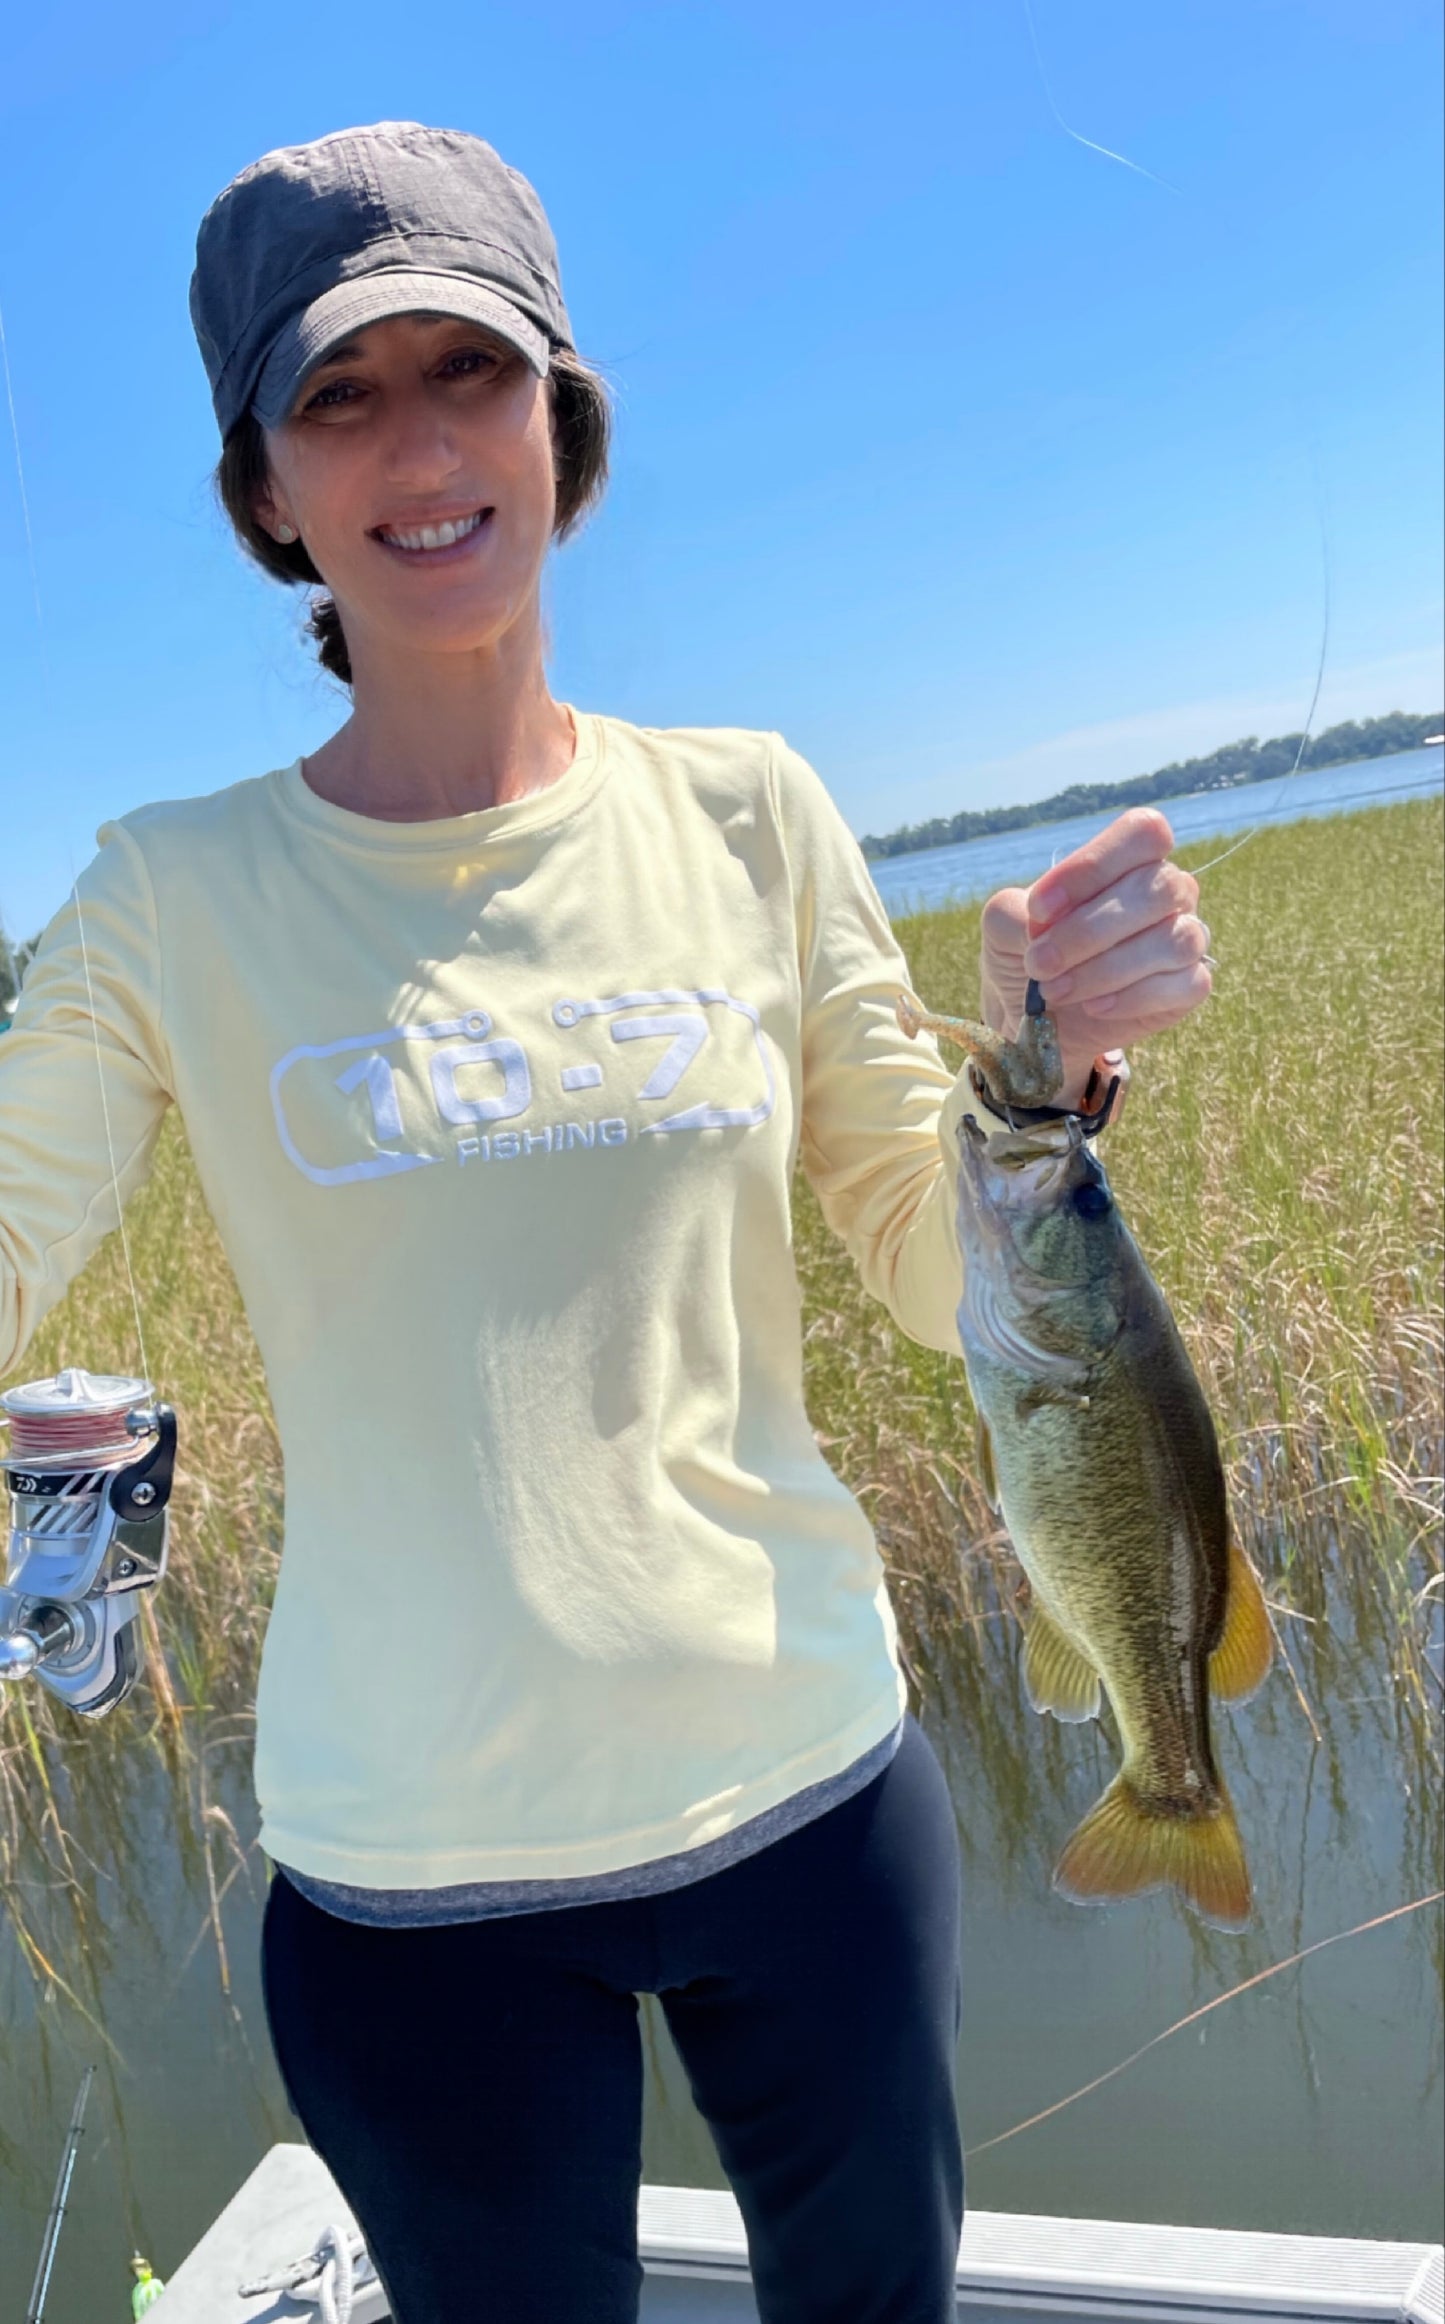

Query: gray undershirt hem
<box><xmin>278</xmin><ymin>1715</ymin><xmax>907</xmax><ymax>1928</ymax></box>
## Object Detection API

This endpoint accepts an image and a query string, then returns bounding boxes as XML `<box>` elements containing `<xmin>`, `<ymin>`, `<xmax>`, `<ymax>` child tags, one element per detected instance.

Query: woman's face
<box><xmin>256</xmin><ymin>310</ymin><xmax>558</xmax><ymax>670</ymax></box>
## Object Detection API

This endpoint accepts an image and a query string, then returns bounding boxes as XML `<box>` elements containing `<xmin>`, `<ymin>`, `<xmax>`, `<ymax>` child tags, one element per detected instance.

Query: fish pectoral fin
<box><xmin>1022</xmin><ymin>1605</ymin><xmax>1102</xmax><ymax>1723</ymax></box>
<box><xmin>1053</xmin><ymin>1773</ymin><xmax>1252</xmax><ymax>1933</ymax></box>
<box><xmin>1209</xmin><ymin>1540</ymin><xmax>1274</xmax><ymax>1703</ymax></box>
<box><xmin>976</xmin><ymin>1416</ymin><xmax>1001</xmax><ymax>1514</ymax></box>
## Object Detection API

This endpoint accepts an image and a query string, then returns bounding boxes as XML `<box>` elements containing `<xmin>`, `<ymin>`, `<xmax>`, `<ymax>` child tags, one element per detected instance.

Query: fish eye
<box><xmin>1073</xmin><ymin>1180</ymin><xmax>1112</xmax><ymax>1220</ymax></box>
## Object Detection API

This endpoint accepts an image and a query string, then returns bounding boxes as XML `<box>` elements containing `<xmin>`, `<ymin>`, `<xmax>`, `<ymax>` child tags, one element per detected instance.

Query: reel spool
<box><xmin>0</xmin><ymin>1369</ymin><xmax>176</xmax><ymax>1716</ymax></box>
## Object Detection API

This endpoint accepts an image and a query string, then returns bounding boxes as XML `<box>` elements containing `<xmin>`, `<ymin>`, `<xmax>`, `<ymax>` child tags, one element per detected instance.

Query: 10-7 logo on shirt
<box><xmin>269</xmin><ymin>986</ymin><xmax>777</xmax><ymax>1187</ymax></box>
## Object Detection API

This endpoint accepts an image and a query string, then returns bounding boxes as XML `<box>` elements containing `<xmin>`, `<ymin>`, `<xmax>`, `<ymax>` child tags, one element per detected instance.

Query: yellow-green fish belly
<box><xmin>972</xmin><ymin>1343</ymin><xmax>1227</xmax><ymax>1810</ymax></box>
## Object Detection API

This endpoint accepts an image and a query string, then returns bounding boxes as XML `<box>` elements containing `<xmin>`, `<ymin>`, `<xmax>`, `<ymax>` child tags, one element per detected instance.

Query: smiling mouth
<box><xmin>373</xmin><ymin>507</ymin><xmax>492</xmax><ymax>554</ymax></box>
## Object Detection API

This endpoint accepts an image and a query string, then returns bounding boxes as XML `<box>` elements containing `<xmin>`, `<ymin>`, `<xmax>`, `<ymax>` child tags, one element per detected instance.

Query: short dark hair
<box><xmin>214</xmin><ymin>345</ymin><xmax>611</xmax><ymax>686</ymax></box>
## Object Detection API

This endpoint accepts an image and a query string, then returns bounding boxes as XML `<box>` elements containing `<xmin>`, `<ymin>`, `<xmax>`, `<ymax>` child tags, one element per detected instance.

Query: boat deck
<box><xmin>152</xmin><ymin>2142</ymin><xmax>1444</xmax><ymax>2323</ymax></box>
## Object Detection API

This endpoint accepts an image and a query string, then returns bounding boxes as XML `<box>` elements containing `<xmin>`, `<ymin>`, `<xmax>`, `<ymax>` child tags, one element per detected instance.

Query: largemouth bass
<box><xmin>898</xmin><ymin>981</ymin><xmax>1272</xmax><ymax>1931</ymax></box>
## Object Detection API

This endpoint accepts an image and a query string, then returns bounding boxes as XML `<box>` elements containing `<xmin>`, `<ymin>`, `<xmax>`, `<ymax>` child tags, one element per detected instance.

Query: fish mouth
<box><xmin>955</xmin><ymin>1100</ymin><xmax>1101</xmax><ymax>1289</ymax></box>
<box><xmin>958</xmin><ymin>1100</ymin><xmax>1075</xmax><ymax>1209</ymax></box>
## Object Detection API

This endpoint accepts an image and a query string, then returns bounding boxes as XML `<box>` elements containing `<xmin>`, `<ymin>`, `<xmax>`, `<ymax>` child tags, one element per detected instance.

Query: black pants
<box><xmin>260</xmin><ymin>1711</ymin><xmax>964</xmax><ymax>2323</ymax></box>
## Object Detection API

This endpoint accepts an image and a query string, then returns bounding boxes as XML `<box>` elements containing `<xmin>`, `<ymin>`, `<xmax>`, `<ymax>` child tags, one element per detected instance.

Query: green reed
<box><xmin>1</xmin><ymin>798</ymin><xmax>1441</xmax><ymax>1991</ymax></box>
<box><xmin>799</xmin><ymin>799</ymin><xmax>1444</xmax><ymax>1869</ymax></box>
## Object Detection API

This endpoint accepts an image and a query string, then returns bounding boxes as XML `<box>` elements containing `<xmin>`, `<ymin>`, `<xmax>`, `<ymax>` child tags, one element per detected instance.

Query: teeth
<box><xmin>382</xmin><ymin>510</ymin><xmax>486</xmax><ymax>552</ymax></box>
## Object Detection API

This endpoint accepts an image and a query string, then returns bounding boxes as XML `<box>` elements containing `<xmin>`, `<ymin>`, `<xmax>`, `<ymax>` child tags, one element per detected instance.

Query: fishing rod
<box><xmin>1016</xmin><ymin>0</ymin><xmax>1335</xmax><ymax>877</ymax></box>
<box><xmin>25</xmin><ymin>2063</ymin><xmax>95</xmax><ymax>2324</ymax></box>
<box><xmin>2</xmin><ymin>292</ymin><xmax>178</xmax><ymax>1721</ymax></box>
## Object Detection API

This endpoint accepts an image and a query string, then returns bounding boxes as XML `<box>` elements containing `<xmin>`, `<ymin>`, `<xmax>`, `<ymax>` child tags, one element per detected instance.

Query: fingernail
<box><xmin>1028</xmin><ymin>938</ymin><xmax>1063</xmax><ymax>977</ymax></box>
<box><xmin>1043</xmin><ymin>972</ymin><xmax>1074</xmax><ymax>1000</ymax></box>
<box><xmin>1086</xmin><ymin>993</ymin><xmax>1117</xmax><ymax>1016</ymax></box>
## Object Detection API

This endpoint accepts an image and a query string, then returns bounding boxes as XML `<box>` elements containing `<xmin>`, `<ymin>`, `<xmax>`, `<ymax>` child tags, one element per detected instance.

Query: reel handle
<box><xmin>0</xmin><ymin>1631</ymin><xmax>39</xmax><ymax>1678</ymax></box>
<box><xmin>0</xmin><ymin>1604</ymin><xmax>78</xmax><ymax>1678</ymax></box>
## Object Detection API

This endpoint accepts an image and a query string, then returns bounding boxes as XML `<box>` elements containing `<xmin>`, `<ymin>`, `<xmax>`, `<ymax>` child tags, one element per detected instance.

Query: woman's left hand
<box><xmin>979</xmin><ymin>807</ymin><xmax>1212</xmax><ymax>1109</ymax></box>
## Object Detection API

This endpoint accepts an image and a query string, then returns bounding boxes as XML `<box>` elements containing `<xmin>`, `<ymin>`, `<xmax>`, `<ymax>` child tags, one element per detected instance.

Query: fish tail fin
<box><xmin>1209</xmin><ymin>1540</ymin><xmax>1274</xmax><ymax>1703</ymax></box>
<box><xmin>1053</xmin><ymin>1773</ymin><xmax>1253</xmax><ymax>1932</ymax></box>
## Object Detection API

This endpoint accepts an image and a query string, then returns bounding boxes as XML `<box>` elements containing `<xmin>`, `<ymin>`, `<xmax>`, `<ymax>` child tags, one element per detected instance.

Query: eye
<box><xmin>301</xmin><ymin>377</ymin><xmax>363</xmax><ymax>413</ymax></box>
<box><xmin>439</xmin><ymin>343</ymin><xmax>506</xmax><ymax>380</ymax></box>
<box><xmin>1073</xmin><ymin>1180</ymin><xmax>1112</xmax><ymax>1220</ymax></box>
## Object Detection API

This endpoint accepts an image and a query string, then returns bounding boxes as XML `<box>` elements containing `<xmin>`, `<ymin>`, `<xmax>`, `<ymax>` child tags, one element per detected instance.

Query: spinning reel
<box><xmin>0</xmin><ymin>1369</ymin><xmax>176</xmax><ymax>1716</ymax></box>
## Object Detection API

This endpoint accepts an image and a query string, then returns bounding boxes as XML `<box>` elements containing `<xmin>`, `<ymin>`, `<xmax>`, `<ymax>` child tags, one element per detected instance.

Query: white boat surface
<box><xmin>150</xmin><ymin>2141</ymin><xmax>1444</xmax><ymax>2323</ymax></box>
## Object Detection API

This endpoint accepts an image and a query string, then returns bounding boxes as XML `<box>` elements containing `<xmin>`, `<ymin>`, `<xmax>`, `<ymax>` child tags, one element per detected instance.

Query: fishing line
<box><xmin>1191</xmin><ymin>482</ymin><xmax>1333</xmax><ymax>878</ymax></box>
<box><xmin>964</xmin><ymin>1888</ymin><xmax>1443</xmax><ymax>2158</ymax></box>
<box><xmin>1017</xmin><ymin>3</ymin><xmax>1336</xmax><ymax>892</ymax></box>
<box><xmin>70</xmin><ymin>855</ymin><xmax>153</xmax><ymax>1387</ymax></box>
<box><xmin>1</xmin><ymin>286</ymin><xmax>172</xmax><ymax>2286</ymax></box>
<box><xmin>1019</xmin><ymin>0</ymin><xmax>1182</xmax><ymax>197</ymax></box>
<box><xmin>0</xmin><ymin>289</ymin><xmax>152</xmax><ymax>1383</ymax></box>
<box><xmin>0</xmin><ymin>295</ymin><xmax>44</xmax><ymax>638</ymax></box>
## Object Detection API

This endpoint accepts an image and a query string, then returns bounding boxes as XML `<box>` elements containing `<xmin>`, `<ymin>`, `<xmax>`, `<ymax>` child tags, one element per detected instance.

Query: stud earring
<box><xmin>276</xmin><ymin>523</ymin><xmax>298</xmax><ymax>544</ymax></box>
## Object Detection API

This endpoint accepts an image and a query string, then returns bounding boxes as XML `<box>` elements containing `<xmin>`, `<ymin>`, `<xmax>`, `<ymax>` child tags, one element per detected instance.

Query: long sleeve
<box><xmin>770</xmin><ymin>734</ymin><xmax>971</xmax><ymax>1358</ymax></box>
<box><xmin>0</xmin><ymin>822</ymin><xmax>173</xmax><ymax>1379</ymax></box>
<box><xmin>0</xmin><ymin>713</ymin><xmax>955</xmax><ymax>1885</ymax></box>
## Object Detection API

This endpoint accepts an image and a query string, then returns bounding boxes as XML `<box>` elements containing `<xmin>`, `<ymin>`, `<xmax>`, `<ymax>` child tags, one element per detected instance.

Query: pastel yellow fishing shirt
<box><xmin>0</xmin><ymin>714</ymin><xmax>973</xmax><ymax>1888</ymax></box>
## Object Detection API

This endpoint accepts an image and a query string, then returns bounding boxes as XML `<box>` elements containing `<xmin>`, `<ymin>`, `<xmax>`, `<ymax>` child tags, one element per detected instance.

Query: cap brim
<box><xmin>251</xmin><ymin>270</ymin><xmax>551</xmax><ymax>427</ymax></box>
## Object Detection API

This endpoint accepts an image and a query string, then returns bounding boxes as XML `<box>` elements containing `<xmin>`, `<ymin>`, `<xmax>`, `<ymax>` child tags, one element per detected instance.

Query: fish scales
<box><xmin>968</xmin><ymin>1238</ymin><xmax>1228</xmax><ymax>1800</ymax></box>
<box><xmin>897</xmin><ymin>983</ymin><xmax>1273</xmax><ymax>1931</ymax></box>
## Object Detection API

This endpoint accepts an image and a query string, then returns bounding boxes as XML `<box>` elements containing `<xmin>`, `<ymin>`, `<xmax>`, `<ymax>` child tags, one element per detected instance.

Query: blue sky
<box><xmin>1</xmin><ymin>0</ymin><xmax>1441</xmax><ymax>939</ymax></box>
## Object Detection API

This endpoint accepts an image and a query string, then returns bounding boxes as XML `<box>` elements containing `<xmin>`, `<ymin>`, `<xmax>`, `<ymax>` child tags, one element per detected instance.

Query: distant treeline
<box><xmin>2</xmin><ymin>709</ymin><xmax>1441</xmax><ymax>1008</ymax></box>
<box><xmin>0</xmin><ymin>928</ymin><xmax>41</xmax><ymax>1016</ymax></box>
<box><xmin>859</xmin><ymin>709</ymin><xmax>1444</xmax><ymax>861</ymax></box>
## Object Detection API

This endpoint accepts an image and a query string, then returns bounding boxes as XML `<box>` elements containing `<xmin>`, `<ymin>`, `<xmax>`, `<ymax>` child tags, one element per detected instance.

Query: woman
<box><xmin>0</xmin><ymin>122</ymin><xmax>1211</xmax><ymax>2323</ymax></box>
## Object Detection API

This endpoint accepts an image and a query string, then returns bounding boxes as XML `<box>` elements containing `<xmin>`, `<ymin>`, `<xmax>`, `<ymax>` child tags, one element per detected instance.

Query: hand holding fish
<box><xmin>979</xmin><ymin>807</ymin><xmax>1212</xmax><ymax>1108</ymax></box>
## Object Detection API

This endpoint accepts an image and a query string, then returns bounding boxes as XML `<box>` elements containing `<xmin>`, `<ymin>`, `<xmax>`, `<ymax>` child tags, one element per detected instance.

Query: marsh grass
<box><xmin>1</xmin><ymin>799</ymin><xmax>1441</xmax><ymax>2004</ymax></box>
<box><xmin>799</xmin><ymin>799</ymin><xmax>1444</xmax><ymax>1895</ymax></box>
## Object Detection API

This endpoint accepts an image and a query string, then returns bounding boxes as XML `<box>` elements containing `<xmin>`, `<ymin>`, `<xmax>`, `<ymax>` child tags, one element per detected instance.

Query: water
<box><xmin>1</xmin><ymin>766</ymin><xmax>1442</xmax><ymax>2315</ymax></box>
<box><xmin>867</xmin><ymin>744</ymin><xmax>1445</xmax><ymax>916</ymax></box>
<box><xmin>2</xmin><ymin>1590</ymin><xmax>1439</xmax><ymax>2315</ymax></box>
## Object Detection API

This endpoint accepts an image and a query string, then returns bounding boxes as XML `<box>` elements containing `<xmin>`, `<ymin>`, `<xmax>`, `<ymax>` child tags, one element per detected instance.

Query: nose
<box><xmin>379</xmin><ymin>381</ymin><xmax>467</xmax><ymax>492</ymax></box>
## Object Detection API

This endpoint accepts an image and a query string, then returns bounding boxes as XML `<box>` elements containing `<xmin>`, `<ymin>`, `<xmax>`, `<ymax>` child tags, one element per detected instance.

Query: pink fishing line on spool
<box><xmin>1</xmin><ymin>1370</ymin><xmax>153</xmax><ymax>1470</ymax></box>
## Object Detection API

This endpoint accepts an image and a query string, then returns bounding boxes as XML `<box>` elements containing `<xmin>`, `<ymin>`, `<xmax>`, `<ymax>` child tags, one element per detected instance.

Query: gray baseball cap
<box><xmin>190</xmin><ymin>120</ymin><xmax>575</xmax><ymax>439</ymax></box>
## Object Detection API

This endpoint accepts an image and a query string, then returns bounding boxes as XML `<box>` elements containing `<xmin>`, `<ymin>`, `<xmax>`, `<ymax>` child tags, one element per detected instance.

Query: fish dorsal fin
<box><xmin>1209</xmin><ymin>1540</ymin><xmax>1274</xmax><ymax>1703</ymax></box>
<box><xmin>1023</xmin><ymin>1603</ymin><xmax>1102</xmax><ymax>1723</ymax></box>
<box><xmin>976</xmin><ymin>1416</ymin><xmax>1000</xmax><ymax>1513</ymax></box>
